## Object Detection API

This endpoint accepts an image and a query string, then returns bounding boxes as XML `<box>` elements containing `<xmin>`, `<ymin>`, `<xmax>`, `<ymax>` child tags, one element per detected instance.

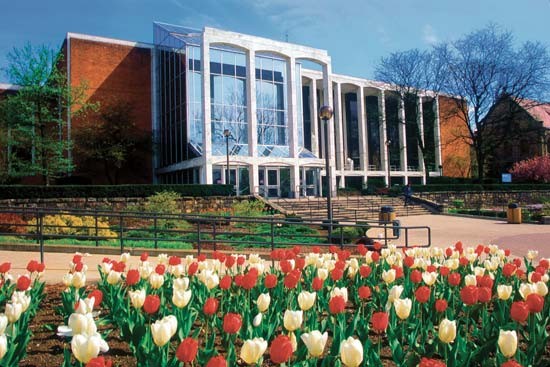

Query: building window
<box><xmin>256</xmin><ymin>54</ymin><xmax>288</xmax><ymax>155</ymax></box>
<box><xmin>210</xmin><ymin>46</ymin><xmax>248</xmax><ymax>156</ymax></box>
<box><xmin>187</xmin><ymin>45</ymin><xmax>203</xmax><ymax>156</ymax></box>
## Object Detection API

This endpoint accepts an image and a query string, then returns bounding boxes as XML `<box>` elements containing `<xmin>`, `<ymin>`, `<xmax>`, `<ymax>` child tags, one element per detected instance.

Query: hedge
<box><xmin>389</xmin><ymin>183</ymin><xmax>550</xmax><ymax>195</ymax></box>
<box><xmin>0</xmin><ymin>184</ymin><xmax>234</xmax><ymax>199</ymax></box>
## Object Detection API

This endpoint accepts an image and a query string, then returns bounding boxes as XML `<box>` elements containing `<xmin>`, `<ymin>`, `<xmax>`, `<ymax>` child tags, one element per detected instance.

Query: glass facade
<box><xmin>366</xmin><ymin>96</ymin><xmax>381</xmax><ymax>170</ymax></box>
<box><xmin>187</xmin><ymin>45</ymin><xmax>203</xmax><ymax>155</ymax></box>
<box><xmin>256</xmin><ymin>54</ymin><xmax>288</xmax><ymax>157</ymax></box>
<box><xmin>301</xmin><ymin>85</ymin><xmax>312</xmax><ymax>151</ymax></box>
<box><xmin>405</xmin><ymin>97</ymin><xmax>419</xmax><ymax>170</ymax></box>
<box><xmin>344</xmin><ymin>93</ymin><xmax>360</xmax><ymax>169</ymax></box>
<box><xmin>385</xmin><ymin>95</ymin><xmax>401</xmax><ymax>170</ymax></box>
<box><xmin>210</xmin><ymin>46</ymin><xmax>248</xmax><ymax>156</ymax></box>
<box><xmin>422</xmin><ymin>98</ymin><xmax>436</xmax><ymax>171</ymax></box>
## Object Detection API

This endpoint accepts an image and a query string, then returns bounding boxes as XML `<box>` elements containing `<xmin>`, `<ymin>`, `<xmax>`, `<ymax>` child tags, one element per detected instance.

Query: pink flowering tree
<box><xmin>509</xmin><ymin>155</ymin><xmax>550</xmax><ymax>182</ymax></box>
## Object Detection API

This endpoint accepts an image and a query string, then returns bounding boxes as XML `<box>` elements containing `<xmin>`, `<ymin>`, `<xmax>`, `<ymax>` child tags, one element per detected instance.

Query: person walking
<box><xmin>403</xmin><ymin>183</ymin><xmax>413</xmax><ymax>207</ymax></box>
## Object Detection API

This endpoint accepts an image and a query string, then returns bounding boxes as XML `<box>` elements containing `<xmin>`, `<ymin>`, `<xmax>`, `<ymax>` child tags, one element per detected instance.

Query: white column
<box><xmin>333</xmin><ymin>82</ymin><xmax>345</xmax><ymax>188</ymax></box>
<box><xmin>287</xmin><ymin>57</ymin><xmax>300</xmax><ymax>197</ymax></box>
<box><xmin>379</xmin><ymin>90</ymin><xmax>389</xmax><ymax>186</ymax></box>
<box><xmin>434</xmin><ymin>97</ymin><xmax>443</xmax><ymax>172</ymax></box>
<box><xmin>310</xmin><ymin>79</ymin><xmax>319</xmax><ymax>157</ymax></box>
<box><xmin>322</xmin><ymin>63</ymin><xmax>336</xmax><ymax>196</ymax></box>
<box><xmin>398</xmin><ymin>94</ymin><xmax>408</xmax><ymax>183</ymax></box>
<box><xmin>201</xmin><ymin>38</ymin><xmax>213</xmax><ymax>184</ymax></box>
<box><xmin>357</xmin><ymin>86</ymin><xmax>368</xmax><ymax>173</ymax></box>
<box><xmin>246</xmin><ymin>49</ymin><xmax>259</xmax><ymax>193</ymax></box>
<box><xmin>417</xmin><ymin>96</ymin><xmax>426</xmax><ymax>184</ymax></box>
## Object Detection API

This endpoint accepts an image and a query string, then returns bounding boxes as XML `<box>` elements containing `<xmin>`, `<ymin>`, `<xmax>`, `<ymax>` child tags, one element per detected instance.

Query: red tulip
<box><xmin>264</xmin><ymin>274</ymin><xmax>278</xmax><ymax>289</ymax></box>
<box><xmin>295</xmin><ymin>258</ymin><xmax>305</xmax><ymax>270</ymax></box>
<box><xmin>312</xmin><ymin>246</ymin><xmax>321</xmax><ymax>254</ymax></box>
<box><xmin>312</xmin><ymin>277</ymin><xmax>324</xmax><ymax>291</ymax></box>
<box><xmin>0</xmin><ymin>262</ymin><xmax>10</xmax><ymax>273</ymax></box>
<box><xmin>205</xmin><ymin>355</ymin><xmax>227</xmax><ymax>367</ymax></box>
<box><xmin>371</xmin><ymin>311</ymin><xmax>389</xmax><ymax>332</ymax></box>
<box><xmin>280</xmin><ymin>260</ymin><xmax>293</xmax><ymax>273</ymax></box>
<box><xmin>225</xmin><ymin>255</ymin><xmax>236</xmax><ymax>268</ymax></box>
<box><xmin>234</xmin><ymin>274</ymin><xmax>244</xmax><ymax>287</ymax></box>
<box><xmin>237</xmin><ymin>256</ymin><xmax>246</xmax><ymax>266</ymax></box>
<box><xmin>222</xmin><ymin>313</ymin><xmax>242</xmax><ymax>334</ymax></box>
<box><xmin>439</xmin><ymin>266</ymin><xmax>450</xmax><ymax>277</ymax></box>
<box><xmin>283</xmin><ymin>272</ymin><xmax>299</xmax><ymax>289</ymax></box>
<box><xmin>220</xmin><ymin>275</ymin><xmax>232</xmax><ymax>290</ymax></box>
<box><xmin>17</xmin><ymin>275</ymin><xmax>31</xmax><ymax>291</ymax></box>
<box><xmin>460</xmin><ymin>285</ymin><xmax>478</xmax><ymax>305</ymax></box>
<box><xmin>203</xmin><ymin>297</ymin><xmax>219</xmax><ymax>316</ymax></box>
<box><xmin>188</xmin><ymin>262</ymin><xmax>199</xmax><ymax>276</ymax></box>
<box><xmin>359</xmin><ymin>265</ymin><xmax>371</xmax><ymax>278</ymax></box>
<box><xmin>143</xmin><ymin>295</ymin><xmax>161</xmax><ymax>314</ymax></box>
<box><xmin>329</xmin><ymin>295</ymin><xmax>346</xmax><ymax>314</ymax></box>
<box><xmin>419</xmin><ymin>357</ymin><xmax>446</xmax><ymax>367</ymax></box>
<box><xmin>404</xmin><ymin>256</ymin><xmax>414</xmax><ymax>268</ymax></box>
<box><xmin>140</xmin><ymin>252</ymin><xmax>149</xmax><ymax>261</ymax></box>
<box><xmin>415</xmin><ymin>286</ymin><xmax>431</xmax><ymax>304</ymax></box>
<box><xmin>88</xmin><ymin>289</ymin><xmax>103</xmax><ymax>308</ymax></box>
<box><xmin>478</xmin><ymin>287</ymin><xmax>492</xmax><ymax>303</ymax></box>
<box><xmin>126</xmin><ymin>269</ymin><xmax>140</xmax><ymax>286</ymax></box>
<box><xmin>270</xmin><ymin>335</ymin><xmax>293</xmax><ymax>364</ymax></box>
<box><xmin>478</xmin><ymin>275</ymin><xmax>494</xmax><ymax>289</ymax></box>
<box><xmin>502</xmin><ymin>263</ymin><xmax>517</xmax><ymax>277</ymax></box>
<box><xmin>169</xmin><ymin>256</ymin><xmax>181</xmax><ymax>266</ymax></box>
<box><xmin>85</xmin><ymin>356</ymin><xmax>113</xmax><ymax>367</ymax></box>
<box><xmin>539</xmin><ymin>258</ymin><xmax>549</xmax><ymax>269</ymax></box>
<box><xmin>526</xmin><ymin>293</ymin><xmax>544</xmax><ymax>313</ymax></box>
<box><xmin>357</xmin><ymin>244</ymin><xmax>367</xmax><ymax>256</ymax></box>
<box><xmin>510</xmin><ymin>301</ymin><xmax>529</xmax><ymax>323</ymax></box>
<box><xmin>501</xmin><ymin>360</ymin><xmax>523</xmax><ymax>367</ymax></box>
<box><xmin>435</xmin><ymin>299</ymin><xmax>448</xmax><ymax>313</ymax></box>
<box><xmin>155</xmin><ymin>264</ymin><xmax>165</xmax><ymax>275</ymax></box>
<box><xmin>176</xmin><ymin>338</ymin><xmax>199</xmax><ymax>362</ymax></box>
<box><xmin>371</xmin><ymin>251</ymin><xmax>380</xmax><ymax>262</ymax></box>
<box><xmin>358</xmin><ymin>285</ymin><xmax>371</xmax><ymax>300</ymax></box>
<box><xmin>410</xmin><ymin>269</ymin><xmax>422</xmax><ymax>283</ymax></box>
<box><xmin>448</xmin><ymin>273</ymin><xmax>461</xmax><ymax>286</ymax></box>
<box><xmin>331</xmin><ymin>268</ymin><xmax>344</xmax><ymax>281</ymax></box>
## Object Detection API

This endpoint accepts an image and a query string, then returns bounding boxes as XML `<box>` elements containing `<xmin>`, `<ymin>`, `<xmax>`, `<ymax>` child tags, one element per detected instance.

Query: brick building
<box><xmin>2</xmin><ymin>23</ymin><xmax>471</xmax><ymax>195</ymax></box>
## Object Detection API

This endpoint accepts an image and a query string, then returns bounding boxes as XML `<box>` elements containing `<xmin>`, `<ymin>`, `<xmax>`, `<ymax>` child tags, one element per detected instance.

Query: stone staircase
<box><xmin>269</xmin><ymin>195</ymin><xmax>434</xmax><ymax>222</ymax></box>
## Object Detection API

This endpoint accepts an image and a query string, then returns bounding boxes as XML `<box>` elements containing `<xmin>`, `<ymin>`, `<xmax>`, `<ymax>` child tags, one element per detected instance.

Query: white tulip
<box><xmin>106</xmin><ymin>270</ymin><xmax>121</xmax><ymax>285</ymax></box>
<box><xmin>58</xmin><ymin>313</ymin><xmax>97</xmax><ymax>337</ymax></box>
<box><xmin>497</xmin><ymin>285</ymin><xmax>513</xmax><ymax>300</ymax></box>
<box><xmin>422</xmin><ymin>271</ymin><xmax>438</xmax><ymax>286</ymax></box>
<box><xmin>382</xmin><ymin>269</ymin><xmax>396</xmax><ymax>284</ymax></box>
<box><xmin>240</xmin><ymin>337</ymin><xmax>268</xmax><ymax>364</ymax></box>
<box><xmin>0</xmin><ymin>334</ymin><xmax>6</xmax><ymax>360</ymax></box>
<box><xmin>149</xmin><ymin>273</ymin><xmax>164</xmax><ymax>289</ymax></box>
<box><xmin>173</xmin><ymin>277</ymin><xmax>189</xmax><ymax>291</ymax></box>
<box><xmin>62</xmin><ymin>273</ymin><xmax>74</xmax><ymax>288</ymax></box>
<box><xmin>0</xmin><ymin>314</ymin><xmax>7</xmax><ymax>334</ymax></box>
<box><xmin>283</xmin><ymin>310</ymin><xmax>303</xmax><ymax>332</ymax></box>
<box><xmin>252</xmin><ymin>313</ymin><xmax>262</xmax><ymax>327</ymax></box>
<box><xmin>519</xmin><ymin>283</ymin><xmax>537</xmax><ymax>300</ymax></box>
<box><xmin>297</xmin><ymin>291</ymin><xmax>316</xmax><ymax>311</ymax></box>
<box><xmin>256</xmin><ymin>293</ymin><xmax>271</xmax><ymax>313</ymax></box>
<box><xmin>340</xmin><ymin>337</ymin><xmax>363</xmax><ymax>367</ymax></box>
<box><xmin>498</xmin><ymin>330</ymin><xmax>517</xmax><ymax>358</ymax></box>
<box><xmin>172</xmin><ymin>289</ymin><xmax>192</xmax><ymax>308</ymax></box>
<box><xmin>535</xmin><ymin>281</ymin><xmax>548</xmax><ymax>296</ymax></box>
<box><xmin>120</xmin><ymin>252</ymin><xmax>131</xmax><ymax>263</ymax></box>
<box><xmin>11</xmin><ymin>292</ymin><xmax>31</xmax><ymax>312</ymax></box>
<box><xmin>438</xmin><ymin>319</ymin><xmax>456</xmax><ymax>344</ymax></box>
<box><xmin>128</xmin><ymin>289</ymin><xmax>146</xmax><ymax>309</ymax></box>
<box><xmin>71</xmin><ymin>333</ymin><xmax>109</xmax><ymax>363</ymax></box>
<box><xmin>527</xmin><ymin>250</ymin><xmax>538</xmax><ymax>261</ymax></box>
<box><xmin>301</xmin><ymin>330</ymin><xmax>328</xmax><ymax>357</ymax></box>
<box><xmin>139</xmin><ymin>262</ymin><xmax>154</xmax><ymax>279</ymax></box>
<box><xmin>464</xmin><ymin>274</ymin><xmax>477</xmax><ymax>286</ymax></box>
<box><xmin>388</xmin><ymin>285</ymin><xmax>404</xmax><ymax>304</ymax></box>
<box><xmin>151</xmin><ymin>315</ymin><xmax>178</xmax><ymax>347</ymax></box>
<box><xmin>75</xmin><ymin>298</ymin><xmax>95</xmax><ymax>314</ymax></box>
<box><xmin>394</xmin><ymin>298</ymin><xmax>412</xmax><ymax>320</ymax></box>
<box><xmin>72</xmin><ymin>272</ymin><xmax>87</xmax><ymax>289</ymax></box>
<box><xmin>317</xmin><ymin>268</ymin><xmax>329</xmax><ymax>280</ymax></box>
<box><xmin>5</xmin><ymin>302</ymin><xmax>23</xmax><ymax>323</ymax></box>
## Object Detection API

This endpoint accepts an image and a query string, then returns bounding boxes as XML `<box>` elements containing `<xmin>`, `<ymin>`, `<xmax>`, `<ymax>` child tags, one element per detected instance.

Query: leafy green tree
<box><xmin>73</xmin><ymin>101</ymin><xmax>151</xmax><ymax>184</ymax></box>
<box><xmin>0</xmin><ymin>43</ymin><xmax>94</xmax><ymax>185</ymax></box>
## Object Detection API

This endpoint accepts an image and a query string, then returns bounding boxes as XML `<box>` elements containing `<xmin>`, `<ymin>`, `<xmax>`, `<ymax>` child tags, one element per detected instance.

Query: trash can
<box><xmin>507</xmin><ymin>203</ymin><xmax>522</xmax><ymax>224</ymax></box>
<box><xmin>379</xmin><ymin>206</ymin><xmax>396</xmax><ymax>223</ymax></box>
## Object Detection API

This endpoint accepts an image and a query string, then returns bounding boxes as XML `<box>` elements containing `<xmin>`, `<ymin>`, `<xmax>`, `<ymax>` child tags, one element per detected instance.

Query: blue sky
<box><xmin>1</xmin><ymin>0</ymin><xmax>549</xmax><ymax>83</ymax></box>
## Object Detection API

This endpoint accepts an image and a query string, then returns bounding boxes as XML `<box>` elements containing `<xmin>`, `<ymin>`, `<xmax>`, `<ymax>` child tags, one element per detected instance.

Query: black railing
<box><xmin>0</xmin><ymin>206</ymin><xmax>431</xmax><ymax>261</ymax></box>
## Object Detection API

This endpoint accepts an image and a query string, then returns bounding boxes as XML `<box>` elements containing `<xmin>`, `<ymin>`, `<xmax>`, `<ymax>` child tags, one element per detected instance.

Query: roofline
<box><xmin>67</xmin><ymin>32</ymin><xmax>154</xmax><ymax>49</ymax></box>
<box><xmin>0</xmin><ymin>83</ymin><xmax>21</xmax><ymax>91</ymax></box>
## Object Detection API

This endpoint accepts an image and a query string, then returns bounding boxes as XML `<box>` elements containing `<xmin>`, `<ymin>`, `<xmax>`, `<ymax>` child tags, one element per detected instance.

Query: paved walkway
<box><xmin>0</xmin><ymin>214</ymin><xmax>548</xmax><ymax>284</ymax></box>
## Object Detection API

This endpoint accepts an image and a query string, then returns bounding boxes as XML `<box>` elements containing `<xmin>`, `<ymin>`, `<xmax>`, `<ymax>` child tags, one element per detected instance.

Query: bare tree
<box><xmin>434</xmin><ymin>24</ymin><xmax>550</xmax><ymax>181</ymax></box>
<box><xmin>375</xmin><ymin>49</ymin><xmax>446</xmax><ymax>179</ymax></box>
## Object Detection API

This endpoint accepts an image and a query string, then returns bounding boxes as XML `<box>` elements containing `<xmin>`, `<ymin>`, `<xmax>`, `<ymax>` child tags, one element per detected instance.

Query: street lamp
<box><xmin>385</xmin><ymin>140</ymin><xmax>392</xmax><ymax>187</ymax></box>
<box><xmin>223</xmin><ymin>129</ymin><xmax>232</xmax><ymax>188</ymax></box>
<box><xmin>319</xmin><ymin>105</ymin><xmax>334</xmax><ymax>242</ymax></box>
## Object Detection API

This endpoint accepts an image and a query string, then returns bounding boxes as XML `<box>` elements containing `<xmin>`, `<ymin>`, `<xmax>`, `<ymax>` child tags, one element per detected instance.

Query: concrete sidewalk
<box><xmin>1</xmin><ymin>214</ymin><xmax>548</xmax><ymax>284</ymax></box>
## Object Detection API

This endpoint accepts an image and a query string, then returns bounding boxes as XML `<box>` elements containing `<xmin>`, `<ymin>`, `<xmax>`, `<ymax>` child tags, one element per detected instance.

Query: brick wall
<box><xmin>439</xmin><ymin>96</ymin><xmax>471</xmax><ymax>177</ymax></box>
<box><xmin>68</xmin><ymin>37</ymin><xmax>153</xmax><ymax>184</ymax></box>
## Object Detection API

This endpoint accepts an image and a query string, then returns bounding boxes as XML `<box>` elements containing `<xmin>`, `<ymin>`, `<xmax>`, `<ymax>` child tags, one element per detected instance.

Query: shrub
<box><xmin>29</xmin><ymin>215</ymin><xmax>117</xmax><ymax>238</ymax></box>
<box><xmin>142</xmin><ymin>191</ymin><xmax>191</xmax><ymax>230</ymax></box>
<box><xmin>231</xmin><ymin>200</ymin><xmax>266</xmax><ymax>217</ymax></box>
<box><xmin>0</xmin><ymin>213</ymin><xmax>27</xmax><ymax>234</ymax></box>
<box><xmin>0</xmin><ymin>184</ymin><xmax>233</xmax><ymax>199</ymax></box>
<box><xmin>509</xmin><ymin>155</ymin><xmax>550</xmax><ymax>183</ymax></box>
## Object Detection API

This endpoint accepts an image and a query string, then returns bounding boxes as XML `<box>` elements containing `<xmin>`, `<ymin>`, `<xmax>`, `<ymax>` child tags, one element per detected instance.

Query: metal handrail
<box><xmin>0</xmin><ymin>206</ymin><xmax>431</xmax><ymax>261</ymax></box>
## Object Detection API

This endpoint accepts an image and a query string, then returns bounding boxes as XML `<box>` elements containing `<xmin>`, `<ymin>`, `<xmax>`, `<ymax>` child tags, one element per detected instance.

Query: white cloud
<box><xmin>423</xmin><ymin>24</ymin><xmax>438</xmax><ymax>45</ymax></box>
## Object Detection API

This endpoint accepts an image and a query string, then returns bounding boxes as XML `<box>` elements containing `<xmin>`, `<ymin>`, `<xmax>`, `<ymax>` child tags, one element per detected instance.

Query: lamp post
<box><xmin>223</xmin><ymin>129</ymin><xmax>232</xmax><ymax>189</ymax></box>
<box><xmin>438</xmin><ymin>164</ymin><xmax>443</xmax><ymax>177</ymax></box>
<box><xmin>319</xmin><ymin>105</ymin><xmax>334</xmax><ymax>242</ymax></box>
<box><xmin>385</xmin><ymin>140</ymin><xmax>392</xmax><ymax>187</ymax></box>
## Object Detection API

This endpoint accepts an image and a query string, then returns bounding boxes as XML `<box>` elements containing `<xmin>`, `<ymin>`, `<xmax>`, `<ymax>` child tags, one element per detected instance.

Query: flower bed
<box><xmin>4</xmin><ymin>243</ymin><xmax>550</xmax><ymax>367</ymax></box>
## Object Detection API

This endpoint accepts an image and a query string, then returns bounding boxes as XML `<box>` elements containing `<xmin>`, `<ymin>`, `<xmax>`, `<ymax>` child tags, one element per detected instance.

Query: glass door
<box><xmin>266</xmin><ymin>169</ymin><xmax>279</xmax><ymax>197</ymax></box>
